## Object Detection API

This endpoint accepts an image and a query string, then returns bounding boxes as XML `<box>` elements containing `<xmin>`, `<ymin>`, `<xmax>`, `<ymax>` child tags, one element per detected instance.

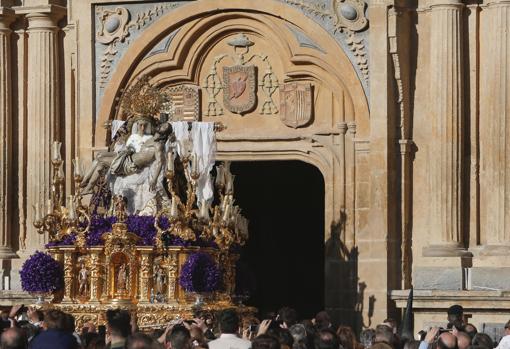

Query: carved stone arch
<box><xmin>96</xmin><ymin>0</ymin><xmax>369</xmax><ymax>144</ymax></box>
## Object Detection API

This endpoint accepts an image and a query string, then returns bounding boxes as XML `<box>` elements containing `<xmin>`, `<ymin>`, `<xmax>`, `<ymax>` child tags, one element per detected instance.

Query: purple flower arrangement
<box><xmin>19</xmin><ymin>251</ymin><xmax>64</xmax><ymax>293</ymax></box>
<box><xmin>179</xmin><ymin>252</ymin><xmax>222</xmax><ymax>293</ymax></box>
<box><xmin>45</xmin><ymin>214</ymin><xmax>234</xmax><ymax>250</ymax></box>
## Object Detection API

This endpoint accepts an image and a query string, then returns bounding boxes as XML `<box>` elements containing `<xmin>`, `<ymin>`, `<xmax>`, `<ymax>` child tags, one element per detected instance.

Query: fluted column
<box><xmin>424</xmin><ymin>0</ymin><xmax>468</xmax><ymax>257</ymax></box>
<box><xmin>480</xmin><ymin>0</ymin><xmax>510</xmax><ymax>254</ymax></box>
<box><xmin>24</xmin><ymin>10</ymin><xmax>61</xmax><ymax>252</ymax></box>
<box><xmin>0</xmin><ymin>9</ymin><xmax>17</xmax><ymax>259</ymax></box>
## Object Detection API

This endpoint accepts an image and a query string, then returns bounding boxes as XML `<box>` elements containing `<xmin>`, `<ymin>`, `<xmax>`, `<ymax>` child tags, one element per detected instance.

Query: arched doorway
<box><xmin>231</xmin><ymin>161</ymin><xmax>325</xmax><ymax>318</ymax></box>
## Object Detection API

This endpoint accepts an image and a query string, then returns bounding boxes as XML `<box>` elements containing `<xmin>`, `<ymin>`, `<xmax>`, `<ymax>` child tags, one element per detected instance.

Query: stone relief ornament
<box><xmin>96</xmin><ymin>3</ymin><xmax>181</xmax><ymax>88</ymax></box>
<box><xmin>202</xmin><ymin>33</ymin><xmax>279</xmax><ymax>116</ymax></box>
<box><xmin>280</xmin><ymin>82</ymin><xmax>313</xmax><ymax>128</ymax></box>
<box><xmin>223</xmin><ymin>65</ymin><xmax>257</xmax><ymax>114</ymax></box>
<box><xmin>96</xmin><ymin>7</ymin><xmax>130</xmax><ymax>45</ymax></box>
<box><xmin>279</xmin><ymin>0</ymin><xmax>369</xmax><ymax>89</ymax></box>
<box><xmin>163</xmin><ymin>85</ymin><xmax>201</xmax><ymax>121</ymax></box>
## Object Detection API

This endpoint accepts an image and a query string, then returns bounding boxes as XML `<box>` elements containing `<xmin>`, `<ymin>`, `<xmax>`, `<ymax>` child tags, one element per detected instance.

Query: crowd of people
<box><xmin>0</xmin><ymin>304</ymin><xmax>508</xmax><ymax>349</ymax></box>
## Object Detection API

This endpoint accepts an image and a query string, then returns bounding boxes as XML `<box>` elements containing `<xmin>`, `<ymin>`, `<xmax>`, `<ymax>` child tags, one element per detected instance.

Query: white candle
<box><xmin>222</xmin><ymin>205</ymin><xmax>231</xmax><ymax>222</ymax></box>
<box><xmin>68</xmin><ymin>195</ymin><xmax>76</xmax><ymax>220</ymax></box>
<box><xmin>215</xmin><ymin>165</ymin><xmax>224</xmax><ymax>186</ymax></box>
<box><xmin>167</xmin><ymin>151</ymin><xmax>175</xmax><ymax>172</ymax></box>
<box><xmin>3</xmin><ymin>276</ymin><xmax>9</xmax><ymax>291</ymax></box>
<box><xmin>192</xmin><ymin>154</ymin><xmax>199</xmax><ymax>173</ymax></box>
<box><xmin>47</xmin><ymin>199</ymin><xmax>54</xmax><ymax>215</ymax></box>
<box><xmin>73</xmin><ymin>158</ymin><xmax>83</xmax><ymax>177</ymax></box>
<box><xmin>170</xmin><ymin>198</ymin><xmax>178</xmax><ymax>218</ymax></box>
<box><xmin>200</xmin><ymin>201</ymin><xmax>209</xmax><ymax>220</ymax></box>
<box><xmin>33</xmin><ymin>204</ymin><xmax>42</xmax><ymax>222</ymax></box>
<box><xmin>52</xmin><ymin>141</ymin><xmax>62</xmax><ymax>162</ymax></box>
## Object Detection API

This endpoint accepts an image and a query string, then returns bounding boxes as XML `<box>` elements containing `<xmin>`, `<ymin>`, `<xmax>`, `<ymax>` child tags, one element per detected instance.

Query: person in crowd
<box><xmin>289</xmin><ymin>324</ymin><xmax>308</xmax><ymax>349</ymax></box>
<box><xmin>447</xmin><ymin>306</ymin><xmax>465</xmax><ymax>331</ymax></box>
<box><xmin>165</xmin><ymin>325</ymin><xmax>192</xmax><ymax>349</ymax></box>
<box><xmin>278</xmin><ymin>308</ymin><xmax>299</xmax><ymax>328</ymax></box>
<box><xmin>314</xmin><ymin>329</ymin><xmax>340</xmax><ymax>349</ymax></box>
<box><xmin>495</xmin><ymin>320</ymin><xmax>510</xmax><ymax>349</ymax></box>
<box><xmin>251</xmin><ymin>335</ymin><xmax>280</xmax><ymax>349</ymax></box>
<box><xmin>105</xmin><ymin>309</ymin><xmax>132</xmax><ymax>349</ymax></box>
<box><xmin>472</xmin><ymin>333</ymin><xmax>493</xmax><ymax>349</ymax></box>
<box><xmin>360</xmin><ymin>328</ymin><xmax>376</xmax><ymax>349</ymax></box>
<box><xmin>1</xmin><ymin>327</ymin><xmax>27</xmax><ymax>349</ymax></box>
<box><xmin>375</xmin><ymin>324</ymin><xmax>395</xmax><ymax>347</ymax></box>
<box><xmin>455</xmin><ymin>331</ymin><xmax>472</xmax><ymax>349</ymax></box>
<box><xmin>126</xmin><ymin>332</ymin><xmax>158</xmax><ymax>349</ymax></box>
<box><xmin>418</xmin><ymin>327</ymin><xmax>458</xmax><ymax>349</ymax></box>
<box><xmin>30</xmin><ymin>309</ymin><xmax>78</xmax><ymax>349</ymax></box>
<box><xmin>464</xmin><ymin>325</ymin><xmax>478</xmax><ymax>341</ymax></box>
<box><xmin>314</xmin><ymin>312</ymin><xmax>334</xmax><ymax>332</ymax></box>
<box><xmin>337</xmin><ymin>326</ymin><xmax>359</xmax><ymax>349</ymax></box>
<box><xmin>26</xmin><ymin>309</ymin><xmax>43</xmax><ymax>329</ymax></box>
<box><xmin>403</xmin><ymin>340</ymin><xmax>421</xmax><ymax>349</ymax></box>
<box><xmin>208</xmin><ymin>309</ymin><xmax>251</xmax><ymax>349</ymax></box>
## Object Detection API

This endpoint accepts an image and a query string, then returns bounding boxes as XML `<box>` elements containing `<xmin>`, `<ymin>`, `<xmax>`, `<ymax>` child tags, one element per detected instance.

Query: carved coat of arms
<box><xmin>280</xmin><ymin>83</ymin><xmax>313</xmax><ymax>128</ymax></box>
<box><xmin>223</xmin><ymin>65</ymin><xmax>257</xmax><ymax>114</ymax></box>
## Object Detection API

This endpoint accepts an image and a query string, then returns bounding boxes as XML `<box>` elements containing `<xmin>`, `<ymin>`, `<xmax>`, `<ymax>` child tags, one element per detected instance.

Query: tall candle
<box><xmin>47</xmin><ymin>199</ymin><xmax>54</xmax><ymax>215</ymax></box>
<box><xmin>52</xmin><ymin>141</ymin><xmax>62</xmax><ymax>161</ymax></box>
<box><xmin>167</xmin><ymin>151</ymin><xmax>175</xmax><ymax>172</ymax></box>
<box><xmin>215</xmin><ymin>165</ymin><xmax>224</xmax><ymax>186</ymax></box>
<box><xmin>3</xmin><ymin>276</ymin><xmax>9</xmax><ymax>291</ymax></box>
<box><xmin>68</xmin><ymin>196</ymin><xmax>76</xmax><ymax>220</ymax></box>
<box><xmin>200</xmin><ymin>201</ymin><xmax>209</xmax><ymax>220</ymax></box>
<box><xmin>33</xmin><ymin>204</ymin><xmax>42</xmax><ymax>222</ymax></box>
<box><xmin>170</xmin><ymin>198</ymin><xmax>178</xmax><ymax>218</ymax></box>
<box><xmin>73</xmin><ymin>158</ymin><xmax>83</xmax><ymax>177</ymax></box>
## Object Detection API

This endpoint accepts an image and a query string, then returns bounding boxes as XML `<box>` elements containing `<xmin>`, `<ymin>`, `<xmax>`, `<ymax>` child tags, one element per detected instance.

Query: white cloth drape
<box><xmin>191</xmin><ymin>122</ymin><xmax>216</xmax><ymax>204</ymax></box>
<box><xmin>171</xmin><ymin>121</ymin><xmax>190</xmax><ymax>157</ymax></box>
<box><xmin>111</xmin><ymin>120</ymin><xmax>126</xmax><ymax>140</ymax></box>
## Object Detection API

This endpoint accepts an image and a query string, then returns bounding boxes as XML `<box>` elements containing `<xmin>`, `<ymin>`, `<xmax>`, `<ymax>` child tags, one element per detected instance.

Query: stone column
<box><xmin>480</xmin><ymin>0</ymin><xmax>510</xmax><ymax>254</ymax></box>
<box><xmin>24</xmin><ymin>9</ymin><xmax>62</xmax><ymax>252</ymax></box>
<box><xmin>424</xmin><ymin>0</ymin><xmax>468</xmax><ymax>257</ymax></box>
<box><xmin>0</xmin><ymin>8</ymin><xmax>17</xmax><ymax>259</ymax></box>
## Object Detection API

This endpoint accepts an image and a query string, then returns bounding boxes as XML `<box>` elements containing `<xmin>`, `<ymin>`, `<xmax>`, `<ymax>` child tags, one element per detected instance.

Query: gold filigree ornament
<box><xmin>119</xmin><ymin>75</ymin><xmax>169</xmax><ymax>118</ymax></box>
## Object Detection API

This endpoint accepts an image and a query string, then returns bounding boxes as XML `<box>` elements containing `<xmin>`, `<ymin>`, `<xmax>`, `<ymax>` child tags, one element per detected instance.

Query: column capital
<box><xmin>0</xmin><ymin>7</ymin><xmax>15</xmax><ymax>31</ymax></box>
<box><xmin>428</xmin><ymin>0</ymin><xmax>465</xmax><ymax>9</ymax></box>
<box><xmin>14</xmin><ymin>4</ymin><xmax>65</xmax><ymax>30</ymax></box>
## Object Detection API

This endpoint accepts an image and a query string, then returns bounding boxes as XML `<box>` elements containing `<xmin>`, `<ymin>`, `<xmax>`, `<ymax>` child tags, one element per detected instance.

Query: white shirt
<box><xmin>208</xmin><ymin>333</ymin><xmax>252</xmax><ymax>349</ymax></box>
<box><xmin>497</xmin><ymin>335</ymin><xmax>510</xmax><ymax>349</ymax></box>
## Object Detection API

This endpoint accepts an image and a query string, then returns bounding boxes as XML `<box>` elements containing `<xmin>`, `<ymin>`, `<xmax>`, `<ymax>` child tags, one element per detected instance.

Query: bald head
<box><xmin>1</xmin><ymin>327</ymin><xmax>27</xmax><ymax>349</ymax></box>
<box><xmin>455</xmin><ymin>332</ymin><xmax>471</xmax><ymax>349</ymax></box>
<box><xmin>439</xmin><ymin>332</ymin><xmax>458</xmax><ymax>349</ymax></box>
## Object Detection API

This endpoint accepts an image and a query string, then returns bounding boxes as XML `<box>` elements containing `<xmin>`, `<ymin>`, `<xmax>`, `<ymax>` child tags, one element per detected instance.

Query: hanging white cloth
<box><xmin>191</xmin><ymin>122</ymin><xmax>216</xmax><ymax>204</ymax></box>
<box><xmin>111</xmin><ymin>120</ymin><xmax>126</xmax><ymax>140</ymax></box>
<box><xmin>171</xmin><ymin>121</ymin><xmax>190</xmax><ymax>158</ymax></box>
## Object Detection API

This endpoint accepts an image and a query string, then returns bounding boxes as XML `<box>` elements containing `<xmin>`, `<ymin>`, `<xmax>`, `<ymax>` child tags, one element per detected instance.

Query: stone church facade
<box><xmin>0</xmin><ymin>0</ymin><xmax>509</xmax><ymax>333</ymax></box>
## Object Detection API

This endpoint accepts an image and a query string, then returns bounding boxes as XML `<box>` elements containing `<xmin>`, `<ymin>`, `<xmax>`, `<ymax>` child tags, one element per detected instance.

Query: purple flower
<box><xmin>126</xmin><ymin>215</ymin><xmax>157</xmax><ymax>246</ymax></box>
<box><xmin>19</xmin><ymin>251</ymin><xmax>64</xmax><ymax>293</ymax></box>
<box><xmin>87</xmin><ymin>216</ymin><xmax>116</xmax><ymax>246</ymax></box>
<box><xmin>45</xmin><ymin>234</ymin><xmax>76</xmax><ymax>248</ymax></box>
<box><xmin>179</xmin><ymin>252</ymin><xmax>222</xmax><ymax>293</ymax></box>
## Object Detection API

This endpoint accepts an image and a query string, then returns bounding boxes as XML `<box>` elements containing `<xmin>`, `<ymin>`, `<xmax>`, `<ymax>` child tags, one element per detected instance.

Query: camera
<box><xmin>249</xmin><ymin>325</ymin><xmax>259</xmax><ymax>332</ymax></box>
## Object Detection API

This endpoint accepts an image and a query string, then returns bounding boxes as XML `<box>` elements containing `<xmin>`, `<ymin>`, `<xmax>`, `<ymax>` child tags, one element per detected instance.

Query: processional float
<box><xmin>28</xmin><ymin>76</ymin><xmax>254</xmax><ymax>329</ymax></box>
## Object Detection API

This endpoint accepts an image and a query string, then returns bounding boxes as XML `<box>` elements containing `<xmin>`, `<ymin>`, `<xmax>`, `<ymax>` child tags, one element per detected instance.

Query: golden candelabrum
<box><xmin>32</xmin><ymin>123</ymin><xmax>254</xmax><ymax>330</ymax></box>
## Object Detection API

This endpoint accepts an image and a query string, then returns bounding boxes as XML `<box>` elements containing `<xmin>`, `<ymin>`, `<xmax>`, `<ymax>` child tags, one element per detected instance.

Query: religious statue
<box><xmin>78</xmin><ymin>262</ymin><xmax>89</xmax><ymax>296</ymax></box>
<box><xmin>117</xmin><ymin>263</ymin><xmax>128</xmax><ymax>292</ymax></box>
<box><xmin>80</xmin><ymin>116</ymin><xmax>154</xmax><ymax>194</ymax></box>
<box><xmin>81</xmin><ymin>121</ymin><xmax>173</xmax><ymax>214</ymax></box>
<box><xmin>153</xmin><ymin>263</ymin><xmax>166</xmax><ymax>294</ymax></box>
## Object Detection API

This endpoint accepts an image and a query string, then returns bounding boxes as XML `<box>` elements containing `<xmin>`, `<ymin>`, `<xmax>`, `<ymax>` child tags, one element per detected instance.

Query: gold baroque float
<box><xmin>32</xmin><ymin>81</ymin><xmax>254</xmax><ymax>327</ymax></box>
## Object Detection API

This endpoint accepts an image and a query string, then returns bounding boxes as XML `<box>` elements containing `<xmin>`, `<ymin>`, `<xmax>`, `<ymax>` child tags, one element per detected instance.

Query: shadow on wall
<box><xmin>325</xmin><ymin>217</ymin><xmax>375</xmax><ymax>334</ymax></box>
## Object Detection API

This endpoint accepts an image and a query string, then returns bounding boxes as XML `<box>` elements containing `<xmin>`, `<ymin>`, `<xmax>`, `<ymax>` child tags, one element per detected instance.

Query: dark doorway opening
<box><xmin>231</xmin><ymin>161</ymin><xmax>325</xmax><ymax>319</ymax></box>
